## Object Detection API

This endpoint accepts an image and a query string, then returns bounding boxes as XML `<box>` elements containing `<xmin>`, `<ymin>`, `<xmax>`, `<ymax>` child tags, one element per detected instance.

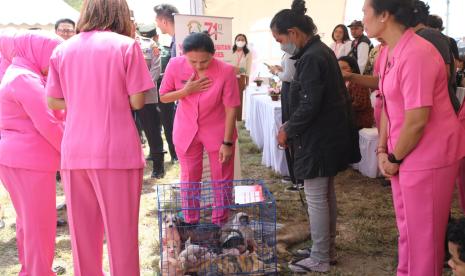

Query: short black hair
<box><xmin>270</xmin><ymin>0</ymin><xmax>317</xmax><ymax>36</ymax></box>
<box><xmin>332</xmin><ymin>24</ymin><xmax>350</xmax><ymax>42</ymax></box>
<box><xmin>411</xmin><ymin>0</ymin><xmax>430</xmax><ymax>27</ymax></box>
<box><xmin>154</xmin><ymin>4</ymin><xmax>179</xmax><ymax>23</ymax></box>
<box><xmin>448</xmin><ymin>218</ymin><xmax>465</xmax><ymax>262</ymax></box>
<box><xmin>338</xmin><ymin>56</ymin><xmax>361</xmax><ymax>74</ymax></box>
<box><xmin>427</xmin><ymin>14</ymin><xmax>444</xmax><ymax>31</ymax></box>
<box><xmin>55</xmin><ymin>18</ymin><xmax>76</xmax><ymax>31</ymax></box>
<box><xmin>182</xmin><ymin>32</ymin><xmax>215</xmax><ymax>54</ymax></box>
<box><xmin>371</xmin><ymin>0</ymin><xmax>415</xmax><ymax>27</ymax></box>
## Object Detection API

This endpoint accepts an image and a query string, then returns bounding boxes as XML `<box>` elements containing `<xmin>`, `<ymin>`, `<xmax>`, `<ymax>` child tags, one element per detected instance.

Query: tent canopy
<box><xmin>0</xmin><ymin>0</ymin><xmax>79</xmax><ymax>30</ymax></box>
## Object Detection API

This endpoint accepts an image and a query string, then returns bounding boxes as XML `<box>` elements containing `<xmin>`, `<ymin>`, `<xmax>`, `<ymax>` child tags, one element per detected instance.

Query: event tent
<box><xmin>0</xmin><ymin>0</ymin><xmax>79</xmax><ymax>31</ymax></box>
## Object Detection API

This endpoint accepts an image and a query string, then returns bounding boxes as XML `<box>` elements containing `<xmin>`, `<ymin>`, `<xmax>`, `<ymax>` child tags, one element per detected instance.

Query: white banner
<box><xmin>174</xmin><ymin>14</ymin><xmax>233</xmax><ymax>63</ymax></box>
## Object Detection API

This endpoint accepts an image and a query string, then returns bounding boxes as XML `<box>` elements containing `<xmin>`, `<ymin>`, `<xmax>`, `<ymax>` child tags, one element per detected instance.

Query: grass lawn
<box><xmin>0</xmin><ymin>122</ymin><xmax>459</xmax><ymax>275</ymax></box>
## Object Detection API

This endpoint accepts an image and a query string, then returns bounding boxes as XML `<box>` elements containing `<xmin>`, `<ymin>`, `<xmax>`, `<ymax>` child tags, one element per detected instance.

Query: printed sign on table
<box><xmin>234</xmin><ymin>185</ymin><xmax>264</xmax><ymax>205</ymax></box>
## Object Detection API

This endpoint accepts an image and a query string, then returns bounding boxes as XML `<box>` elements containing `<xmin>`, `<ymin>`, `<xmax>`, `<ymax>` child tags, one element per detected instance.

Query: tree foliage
<box><xmin>64</xmin><ymin>0</ymin><xmax>83</xmax><ymax>11</ymax></box>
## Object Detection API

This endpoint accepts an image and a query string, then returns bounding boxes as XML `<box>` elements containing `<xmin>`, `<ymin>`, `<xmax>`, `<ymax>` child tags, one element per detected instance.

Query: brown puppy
<box><xmin>276</xmin><ymin>222</ymin><xmax>311</xmax><ymax>257</ymax></box>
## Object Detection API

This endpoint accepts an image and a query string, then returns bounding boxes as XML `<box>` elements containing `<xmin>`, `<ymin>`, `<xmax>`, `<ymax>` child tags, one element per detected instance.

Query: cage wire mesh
<box><xmin>157</xmin><ymin>179</ymin><xmax>277</xmax><ymax>275</ymax></box>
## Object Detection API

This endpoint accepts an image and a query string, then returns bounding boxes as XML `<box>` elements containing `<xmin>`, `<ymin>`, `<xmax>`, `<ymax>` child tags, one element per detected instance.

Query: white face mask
<box><xmin>280</xmin><ymin>42</ymin><xmax>298</xmax><ymax>55</ymax></box>
<box><xmin>236</xmin><ymin>41</ymin><xmax>246</xmax><ymax>48</ymax></box>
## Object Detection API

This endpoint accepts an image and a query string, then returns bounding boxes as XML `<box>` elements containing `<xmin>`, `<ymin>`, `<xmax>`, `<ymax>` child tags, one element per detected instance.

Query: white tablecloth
<box><xmin>243</xmin><ymin>85</ymin><xmax>289</xmax><ymax>176</ymax></box>
<box><xmin>244</xmin><ymin>85</ymin><xmax>268</xmax><ymax>148</ymax></box>
<box><xmin>357</xmin><ymin>128</ymin><xmax>380</xmax><ymax>178</ymax></box>
<box><xmin>457</xmin><ymin>87</ymin><xmax>465</xmax><ymax>106</ymax></box>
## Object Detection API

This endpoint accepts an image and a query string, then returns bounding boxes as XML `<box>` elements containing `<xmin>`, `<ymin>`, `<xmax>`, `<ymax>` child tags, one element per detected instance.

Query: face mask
<box><xmin>281</xmin><ymin>42</ymin><xmax>298</xmax><ymax>55</ymax></box>
<box><xmin>236</xmin><ymin>41</ymin><xmax>246</xmax><ymax>48</ymax></box>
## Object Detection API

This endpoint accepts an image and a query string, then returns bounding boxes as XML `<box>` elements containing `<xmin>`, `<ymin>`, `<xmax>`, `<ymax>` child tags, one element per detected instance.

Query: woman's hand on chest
<box><xmin>183</xmin><ymin>73</ymin><xmax>212</xmax><ymax>95</ymax></box>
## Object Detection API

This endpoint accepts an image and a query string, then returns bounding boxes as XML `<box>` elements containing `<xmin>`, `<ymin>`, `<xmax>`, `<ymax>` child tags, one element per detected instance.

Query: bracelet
<box><xmin>222</xmin><ymin>141</ymin><xmax>233</xmax><ymax>147</ymax></box>
<box><xmin>375</xmin><ymin>147</ymin><xmax>387</xmax><ymax>155</ymax></box>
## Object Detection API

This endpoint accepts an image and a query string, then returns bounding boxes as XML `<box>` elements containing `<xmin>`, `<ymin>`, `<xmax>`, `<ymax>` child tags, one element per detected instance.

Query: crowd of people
<box><xmin>1</xmin><ymin>0</ymin><xmax>465</xmax><ymax>275</ymax></box>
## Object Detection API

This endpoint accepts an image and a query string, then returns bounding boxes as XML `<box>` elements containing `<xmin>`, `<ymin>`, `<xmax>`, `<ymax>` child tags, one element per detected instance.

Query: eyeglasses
<box><xmin>57</xmin><ymin>29</ymin><xmax>75</xmax><ymax>34</ymax></box>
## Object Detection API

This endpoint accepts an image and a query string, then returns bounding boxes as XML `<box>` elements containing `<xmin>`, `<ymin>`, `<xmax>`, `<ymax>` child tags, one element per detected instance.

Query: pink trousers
<box><xmin>391</xmin><ymin>162</ymin><xmax>459</xmax><ymax>276</ymax></box>
<box><xmin>61</xmin><ymin>169</ymin><xmax>143</xmax><ymax>276</ymax></box>
<box><xmin>176</xmin><ymin>135</ymin><xmax>235</xmax><ymax>225</ymax></box>
<box><xmin>0</xmin><ymin>165</ymin><xmax>56</xmax><ymax>276</ymax></box>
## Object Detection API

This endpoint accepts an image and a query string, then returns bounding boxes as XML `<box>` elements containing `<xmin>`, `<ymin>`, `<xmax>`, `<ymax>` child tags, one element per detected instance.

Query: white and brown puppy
<box><xmin>160</xmin><ymin>239</ymin><xmax>183</xmax><ymax>275</ymax></box>
<box><xmin>232</xmin><ymin>212</ymin><xmax>257</xmax><ymax>253</ymax></box>
<box><xmin>162</xmin><ymin>213</ymin><xmax>181</xmax><ymax>245</ymax></box>
<box><xmin>160</xmin><ymin>214</ymin><xmax>183</xmax><ymax>275</ymax></box>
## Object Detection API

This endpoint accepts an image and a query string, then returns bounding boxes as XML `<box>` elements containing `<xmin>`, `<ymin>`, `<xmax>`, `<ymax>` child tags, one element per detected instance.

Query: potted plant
<box><xmin>253</xmin><ymin>78</ymin><xmax>263</xmax><ymax>87</ymax></box>
<box><xmin>268</xmin><ymin>87</ymin><xmax>280</xmax><ymax>101</ymax></box>
<box><xmin>253</xmin><ymin>73</ymin><xmax>263</xmax><ymax>87</ymax></box>
<box><xmin>268</xmin><ymin>78</ymin><xmax>281</xmax><ymax>101</ymax></box>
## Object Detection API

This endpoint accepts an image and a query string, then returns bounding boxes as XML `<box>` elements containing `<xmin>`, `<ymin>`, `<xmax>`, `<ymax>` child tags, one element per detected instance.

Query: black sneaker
<box><xmin>57</xmin><ymin>219</ymin><xmax>67</xmax><ymax>227</ymax></box>
<box><xmin>281</xmin><ymin>176</ymin><xmax>292</xmax><ymax>184</ymax></box>
<box><xmin>151</xmin><ymin>170</ymin><xmax>165</xmax><ymax>179</ymax></box>
<box><xmin>52</xmin><ymin>265</ymin><xmax>66</xmax><ymax>275</ymax></box>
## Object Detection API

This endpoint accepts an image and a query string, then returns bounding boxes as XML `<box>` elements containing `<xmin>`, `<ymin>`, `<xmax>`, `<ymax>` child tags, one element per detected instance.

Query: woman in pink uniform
<box><xmin>46</xmin><ymin>1</ymin><xmax>153</xmax><ymax>275</ymax></box>
<box><xmin>363</xmin><ymin>0</ymin><xmax>465</xmax><ymax>275</ymax></box>
<box><xmin>0</xmin><ymin>30</ymin><xmax>17</xmax><ymax>230</ymax></box>
<box><xmin>0</xmin><ymin>30</ymin><xmax>17</xmax><ymax>80</ymax></box>
<box><xmin>160</xmin><ymin>32</ymin><xmax>240</xmax><ymax>225</ymax></box>
<box><xmin>0</xmin><ymin>31</ymin><xmax>63</xmax><ymax>276</ymax></box>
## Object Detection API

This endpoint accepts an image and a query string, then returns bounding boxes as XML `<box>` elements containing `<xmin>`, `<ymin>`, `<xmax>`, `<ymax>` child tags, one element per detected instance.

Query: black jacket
<box><xmin>285</xmin><ymin>36</ymin><xmax>360</xmax><ymax>179</ymax></box>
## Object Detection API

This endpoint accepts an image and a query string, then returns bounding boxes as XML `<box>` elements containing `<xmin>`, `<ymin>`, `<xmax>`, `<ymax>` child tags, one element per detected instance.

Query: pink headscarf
<box><xmin>0</xmin><ymin>30</ymin><xmax>17</xmax><ymax>81</ymax></box>
<box><xmin>13</xmin><ymin>31</ymin><xmax>63</xmax><ymax>77</ymax></box>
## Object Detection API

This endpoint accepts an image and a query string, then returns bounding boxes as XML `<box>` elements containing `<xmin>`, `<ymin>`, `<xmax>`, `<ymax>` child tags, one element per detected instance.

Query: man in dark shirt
<box><xmin>428</xmin><ymin>14</ymin><xmax>460</xmax><ymax>61</ymax></box>
<box><xmin>347</xmin><ymin>20</ymin><xmax>372</xmax><ymax>74</ymax></box>
<box><xmin>154</xmin><ymin>3</ymin><xmax>179</xmax><ymax>163</ymax></box>
<box><xmin>412</xmin><ymin>1</ymin><xmax>460</xmax><ymax>112</ymax></box>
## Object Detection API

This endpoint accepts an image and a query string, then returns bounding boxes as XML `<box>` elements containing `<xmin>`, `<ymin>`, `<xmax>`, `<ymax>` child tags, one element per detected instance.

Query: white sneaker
<box><xmin>288</xmin><ymin>257</ymin><xmax>330</xmax><ymax>273</ymax></box>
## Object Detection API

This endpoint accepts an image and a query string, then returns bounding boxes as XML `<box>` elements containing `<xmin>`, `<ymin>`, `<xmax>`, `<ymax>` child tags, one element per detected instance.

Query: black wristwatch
<box><xmin>222</xmin><ymin>141</ymin><xmax>233</xmax><ymax>147</ymax></box>
<box><xmin>388</xmin><ymin>153</ymin><xmax>403</xmax><ymax>164</ymax></box>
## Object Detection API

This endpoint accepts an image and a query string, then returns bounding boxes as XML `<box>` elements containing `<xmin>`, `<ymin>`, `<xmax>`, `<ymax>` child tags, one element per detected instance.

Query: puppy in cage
<box><xmin>160</xmin><ymin>239</ymin><xmax>183</xmax><ymax>275</ymax></box>
<box><xmin>160</xmin><ymin>213</ymin><xmax>183</xmax><ymax>275</ymax></box>
<box><xmin>231</xmin><ymin>212</ymin><xmax>258</xmax><ymax>253</ymax></box>
<box><xmin>162</xmin><ymin>213</ymin><xmax>182</xmax><ymax>245</ymax></box>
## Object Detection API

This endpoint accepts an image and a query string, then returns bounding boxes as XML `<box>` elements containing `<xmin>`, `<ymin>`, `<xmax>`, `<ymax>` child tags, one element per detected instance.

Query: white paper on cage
<box><xmin>234</xmin><ymin>185</ymin><xmax>264</xmax><ymax>204</ymax></box>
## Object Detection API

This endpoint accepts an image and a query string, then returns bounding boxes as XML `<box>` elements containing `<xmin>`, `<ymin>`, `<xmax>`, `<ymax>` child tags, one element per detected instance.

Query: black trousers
<box><xmin>158</xmin><ymin>101</ymin><xmax>177</xmax><ymax>159</ymax></box>
<box><xmin>136</xmin><ymin>104</ymin><xmax>164</xmax><ymax>157</ymax></box>
<box><xmin>281</xmin><ymin>81</ymin><xmax>297</xmax><ymax>184</ymax></box>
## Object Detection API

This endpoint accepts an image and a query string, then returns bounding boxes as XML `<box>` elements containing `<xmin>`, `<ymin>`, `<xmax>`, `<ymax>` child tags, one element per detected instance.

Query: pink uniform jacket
<box><xmin>0</xmin><ymin>32</ymin><xmax>63</xmax><ymax>172</ymax></box>
<box><xmin>379</xmin><ymin>29</ymin><xmax>465</xmax><ymax>171</ymax></box>
<box><xmin>159</xmin><ymin>57</ymin><xmax>240</xmax><ymax>153</ymax></box>
<box><xmin>46</xmin><ymin>30</ymin><xmax>155</xmax><ymax>170</ymax></box>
